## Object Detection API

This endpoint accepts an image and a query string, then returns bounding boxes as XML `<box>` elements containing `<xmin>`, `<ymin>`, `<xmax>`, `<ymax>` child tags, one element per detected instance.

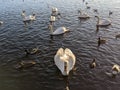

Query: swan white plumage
<box><xmin>78</xmin><ymin>10</ymin><xmax>90</xmax><ymax>19</ymax></box>
<box><xmin>21</xmin><ymin>11</ymin><xmax>36</xmax><ymax>22</ymax></box>
<box><xmin>49</xmin><ymin>16</ymin><xmax>56</xmax><ymax>22</ymax></box>
<box><xmin>95</xmin><ymin>16</ymin><xmax>111</xmax><ymax>26</ymax></box>
<box><xmin>54</xmin><ymin>48</ymin><xmax>76</xmax><ymax>76</ymax></box>
<box><xmin>52</xmin><ymin>7</ymin><xmax>58</xmax><ymax>13</ymax></box>
<box><xmin>48</xmin><ymin>25</ymin><xmax>70</xmax><ymax>35</ymax></box>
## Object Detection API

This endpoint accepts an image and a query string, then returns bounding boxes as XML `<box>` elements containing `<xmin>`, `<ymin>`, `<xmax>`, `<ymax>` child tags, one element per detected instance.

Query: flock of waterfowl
<box><xmin>0</xmin><ymin>0</ymin><xmax>120</xmax><ymax>78</ymax></box>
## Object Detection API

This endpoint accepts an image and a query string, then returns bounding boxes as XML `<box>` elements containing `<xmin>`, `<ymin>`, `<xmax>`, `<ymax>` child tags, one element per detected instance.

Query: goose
<box><xmin>0</xmin><ymin>21</ymin><xmax>3</xmax><ymax>25</ymax></box>
<box><xmin>78</xmin><ymin>10</ymin><xmax>90</xmax><ymax>19</ymax></box>
<box><xmin>98</xmin><ymin>37</ymin><xmax>106</xmax><ymax>46</ymax></box>
<box><xmin>95</xmin><ymin>16</ymin><xmax>111</xmax><ymax>26</ymax></box>
<box><xmin>21</xmin><ymin>11</ymin><xmax>36</xmax><ymax>22</ymax></box>
<box><xmin>16</xmin><ymin>60</ymin><xmax>36</xmax><ymax>69</ymax></box>
<box><xmin>90</xmin><ymin>58</ymin><xmax>96</xmax><ymax>68</ymax></box>
<box><xmin>54</xmin><ymin>48</ymin><xmax>76</xmax><ymax>76</ymax></box>
<box><xmin>25</xmin><ymin>47</ymin><xmax>39</xmax><ymax>55</ymax></box>
<box><xmin>48</xmin><ymin>24</ymin><xmax>70</xmax><ymax>35</ymax></box>
<box><xmin>112</xmin><ymin>64</ymin><xmax>120</xmax><ymax>77</ymax></box>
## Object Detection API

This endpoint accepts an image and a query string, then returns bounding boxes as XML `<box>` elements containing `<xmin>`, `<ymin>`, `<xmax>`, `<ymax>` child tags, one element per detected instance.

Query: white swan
<box><xmin>54</xmin><ymin>48</ymin><xmax>76</xmax><ymax>76</ymax></box>
<box><xmin>49</xmin><ymin>16</ymin><xmax>56</xmax><ymax>22</ymax></box>
<box><xmin>21</xmin><ymin>11</ymin><xmax>36</xmax><ymax>22</ymax></box>
<box><xmin>52</xmin><ymin>7</ymin><xmax>58</xmax><ymax>13</ymax></box>
<box><xmin>0</xmin><ymin>21</ymin><xmax>3</xmax><ymax>25</ymax></box>
<box><xmin>95</xmin><ymin>16</ymin><xmax>111</xmax><ymax>26</ymax></box>
<box><xmin>78</xmin><ymin>10</ymin><xmax>90</xmax><ymax>19</ymax></box>
<box><xmin>48</xmin><ymin>24</ymin><xmax>70</xmax><ymax>35</ymax></box>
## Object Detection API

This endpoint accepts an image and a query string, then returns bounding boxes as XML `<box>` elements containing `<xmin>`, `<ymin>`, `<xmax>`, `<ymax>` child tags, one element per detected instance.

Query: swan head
<box><xmin>95</xmin><ymin>16</ymin><xmax>99</xmax><ymax>19</ymax></box>
<box><xmin>62</xmin><ymin>62</ymin><xmax>69</xmax><ymax>76</ymax></box>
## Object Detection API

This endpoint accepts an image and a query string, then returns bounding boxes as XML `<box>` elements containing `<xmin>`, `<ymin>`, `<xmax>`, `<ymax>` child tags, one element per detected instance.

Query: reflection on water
<box><xmin>0</xmin><ymin>0</ymin><xmax>120</xmax><ymax>90</ymax></box>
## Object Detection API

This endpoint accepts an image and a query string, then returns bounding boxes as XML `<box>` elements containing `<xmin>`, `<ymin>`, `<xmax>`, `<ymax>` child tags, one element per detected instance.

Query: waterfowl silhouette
<box><xmin>78</xmin><ymin>10</ymin><xmax>90</xmax><ymax>19</ymax></box>
<box><xmin>48</xmin><ymin>24</ymin><xmax>70</xmax><ymax>35</ymax></box>
<box><xmin>95</xmin><ymin>16</ymin><xmax>111</xmax><ymax>27</ymax></box>
<box><xmin>16</xmin><ymin>60</ymin><xmax>36</xmax><ymax>69</ymax></box>
<box><xmin>54</xmin><ymin>48</ymin><xmax>76</xmax><ymax>76</ymax></box>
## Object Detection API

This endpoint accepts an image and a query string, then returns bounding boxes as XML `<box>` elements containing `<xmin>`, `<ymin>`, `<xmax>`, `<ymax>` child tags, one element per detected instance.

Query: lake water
<box><xmin>0</xmin><ymin>0</ymin><xmax>120</xmax><ymax>90</ymax></box>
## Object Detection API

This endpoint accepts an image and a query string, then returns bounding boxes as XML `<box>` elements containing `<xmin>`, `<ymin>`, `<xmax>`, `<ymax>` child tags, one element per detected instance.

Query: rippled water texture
<box><xmin>0</xmin><ymin>0</ymin><xmax>120</xmax><ymax>90</ymax></box>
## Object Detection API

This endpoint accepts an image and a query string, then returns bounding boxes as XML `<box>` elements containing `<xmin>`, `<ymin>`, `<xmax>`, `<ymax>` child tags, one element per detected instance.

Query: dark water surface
<box><xmin>0</xmin><ymin>0</ymin><xmax>120</xmax><ymax>90</ymax></box>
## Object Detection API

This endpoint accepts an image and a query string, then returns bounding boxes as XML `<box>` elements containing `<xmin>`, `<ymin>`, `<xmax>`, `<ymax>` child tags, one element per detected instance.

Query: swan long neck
<box><xmin>49</xmin><ymin>24</ymin><xmax>53</xmax><ymax>34</ymax></box>
<box><xmin>96</xmin><ymin>16</ymin><xmax>100</xmax><ymax>25</ymax></box>
<box><xmin>64</xmin><ymin>62</ymin><xmax>68</xmax><ymax>74</ymax></box>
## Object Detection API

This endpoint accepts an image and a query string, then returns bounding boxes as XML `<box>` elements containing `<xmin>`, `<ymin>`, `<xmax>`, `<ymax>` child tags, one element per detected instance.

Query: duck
<box><xmin>78</xmin><ymin>10</ymin><xmax>90</xmax><ymax>19</ymax></box>
<box><xmin>89</xmin><ymin>58</ymin><xmax>96</xmax><ymax>68</ymax></box>
<box><xmin>98</xmin><ymin>36</ymin><xmax>106</xmax><ymax>46</ymax></box>
<box><xmin>25</xmin><ymin>47</ymin><xmax>39</xmax><ymax>55</ymax></box>
<box><xmin>21</xmin><ymin>11</ymin><xmax>36</xmax><ymax>22</ymax></box>
<box><xmin>48</xmin><ymin>24</ymin><xmax>70</xmax><ymax>35</ymax></box>
<box><xmin>16</xmin><ymin>60</ymin><xmax>36</xmax><ymax>69</ymax></box>
<box><xmin>54</xmin><ymin>48</ymin><xmax>76</xmax><ymax>76</ymax></box>
<box><xmin>95</xmin><ymin>16</ymin><xmax>111</xmax><ymax>26</ymax></box>
<box><xmin>112</xmin><ymin>64</ymin><xmax>120</xmax><ymax>77</ymax></box>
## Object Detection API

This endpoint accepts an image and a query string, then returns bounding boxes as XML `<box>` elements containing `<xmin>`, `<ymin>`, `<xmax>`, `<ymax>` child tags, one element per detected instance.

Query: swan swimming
<box><xmin>95</xmin><ymin>16</ymin><xmax>111</xmax><ymax>26</ymax></box>
<box><xmin>21</xmin><ymin>11</ymin><xmax>36</xmax><ymax>22</ymax></box>
<box><xmin>54</xmin><ymin>48</ymin><xmax>76</xmax><ymax>76</ymax></box>
<box><xmin>78</xmin><ymin>10</ymin><xmax>90</xmax><ymax>19</ymax></box>
<box><xmin>48</xmin><ymin>24</ymin><xmax>70</xmax><ymax>35</ymax></box>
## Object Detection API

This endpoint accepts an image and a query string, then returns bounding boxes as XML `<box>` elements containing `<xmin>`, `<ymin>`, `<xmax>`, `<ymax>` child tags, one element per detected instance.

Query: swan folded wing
<box><xmin>65</xmin><ymin>48</ymin><xmax>76</xmax><ymax>70</ymax></box>
<box><xmin>50</xmin><ymin>16</ymin><xmax>55</xmax><ymax>21</ymax></box>
<box><xmin>99</xmin><ymin>19</ymin><xmax>111</xmax><ymax>26</ymax></box>
<box><xmin>54</xmin><ymin>54</ymin><xmax>66</xmax><ymax>73</ymax></box>
<box><xmin>53</xmin><ymin>27</ymin><xmax>65</xmax><ymax>35</ymax></box>
<box><xmin>23</xmin><ymin>16</ymin><xmax>31</xmax><ymax>21</ymax></box>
